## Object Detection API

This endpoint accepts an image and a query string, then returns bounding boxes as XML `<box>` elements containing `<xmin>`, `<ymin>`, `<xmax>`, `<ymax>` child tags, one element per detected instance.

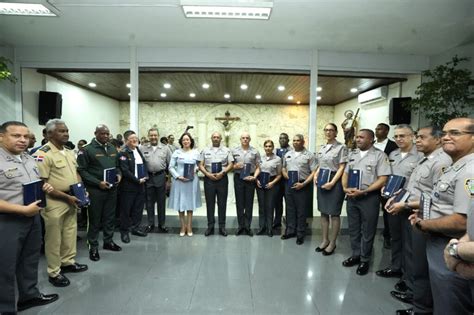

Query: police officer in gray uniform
<box><xmin>0</xmin><ymin>121</ymin><xmax>58</xmax><ymax>314</ymax></box>
<box><xmin>387</xmin><ymin>126</ymin><xmax>452</xmax><ymax>315</ymax></box>
<box><xmin>281</xmin><ymin>134</ymin><xmax>317</xmax><ymax>245</ymax></box>
<box><xmin>377</xmin><ymin>125</ymin><xmax>422</xmax><ymax>279</ymax></box>
<box><xmin>199</xmin><ymin>132</ymin><xmax>234</xmax><ymax>237</ymax></box>
<box><xmin>342</xmin><ymin>129</ymin><xmax>391</xmax><ymax>275</ymax></box>
<box><xmin>141</xmin><ymin>128</ymin><xmax>171</xmax><ymax>233</ymax></box>
<box><xmin>232</xmin><ymin>132</ymin><xmax>261</xmax><ymax>236</ymax></box>
<box><xmin>409</xmin><ymin>118</ymin><xmax>474</xmax><ymax>315</ymax></box>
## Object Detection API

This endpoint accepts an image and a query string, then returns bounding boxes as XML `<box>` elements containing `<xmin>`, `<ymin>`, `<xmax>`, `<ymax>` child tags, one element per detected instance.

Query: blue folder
<box><xmin>287</xmin><ymin>170</ymin><xmax>299</xmax><ymax>188</ymax></box>
<box><xmin>70</xmin><ymin>182</ymin><xmax>90</xmax><ymax>207</ymax></box>
<box><xmin>348</xmin><ymin>169</ymin><xmax>361</xmax><ymax>189</ymax></box>
<box><xmin>23</xmin><ymin>180</ymin><xmax>46</xmax><ymax>208</ymax></box>
<box><xmin>183</xmin><ymin>163</ymin><xmax>195</xmax><ymax>180</ymax></box>
<box><xmin>258</xmin><ymin>172</ymin><xmax>270</xmax><ymax>188</ymax></box>
<box><xmin>393</xmin><ymin>188</ymin><xmax>410</xmax><ymax>203</ymax></box>
<box><xmin>239</xmin><ymin>163</ymin><xmax>252</xmax><ymax>179</ymax></box>
<box><xmin>137</xmin><ymin>163</ymin><xmax>146</xmax><ymax>179</ymax></box>
<box><xmin>211</xmin><ymin>162</ymin><xmax>222</xmax><ymax>174</ymax></box>
<box><xmin>276</xmin><ymin>148</ymin><xmax>288</xmax><ymax>158</ymax></box>
<box><xmin>382</xmin><ymin>175</ymin><xmax>406</xmax><ymax>198</ymax></box>
<box><xmin>103</xmin><ymin>168</ymin><xmax>117</xmax><ymax>187</ymax></box>
<box><xmin>317</xmin><ymin>168</ymin><xmax>332</xmax><ymax>187</ymax></box>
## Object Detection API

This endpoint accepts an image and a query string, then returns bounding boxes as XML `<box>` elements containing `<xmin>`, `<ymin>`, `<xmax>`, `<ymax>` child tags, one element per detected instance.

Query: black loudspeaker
<box><xmin>389</xmin><ymin>97</ymin><xmax>411</xmax><ymax>125</ymax></box>
<box><xmin>38</xmin><ymin>91</ymin><xmax>62</xmax><ymax>125</ymax></box>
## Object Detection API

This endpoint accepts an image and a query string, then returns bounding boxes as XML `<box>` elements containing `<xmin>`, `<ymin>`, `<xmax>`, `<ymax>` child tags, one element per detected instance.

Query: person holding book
<box><xmin>341</xmin><ymin>129</ymin><xmax>391</xmax><ymax>275</ymax></box>
<box><xmin>117</xmin><ymin>130</ymin><xmax>148</xmax><ymax>243</ymax></box>
<box><xmin>199</xmin><ymin>132</ymin><xmax>234</xmax><ymax>237</ymax></box>
<box><xmin>168</xmin><ymin>132</ymin><xmax>202</xmax><ymax>236</ymax></box>
<box><xmin>256</xmin><ymin>140</ymin><xmax>282</xmax><ymax>237</ymax></box>
<box><xmin>376</xmin><ymin>125</ymin><xmax>421</xmax><ymax>280</ymax></box>
<box><xmin>314</xmin><ymin>123</ymin><xmax>348</xmax><ymax>255</ymax></box>
<box><xmin>281</xmin><ymin>134</ymin><xmax>318</xmax><ymax>245</ymax></box>
<box><xmin>0</xmin><ymin>121</ymin><xmax>59</xmax><ymax>313</ymax></box>
<box><xmin>231</xmin><ymin>132</ymin><xmax>261</xmax><ymax>236</ymax></box>
<box><xmin>77</xmin><ymin>124</ymin><xmax>123</xmax><ymax>262</ymax></box>
<box><xmin>273</xmin><ymin>132</ymin><xmax>291</xmax><ymax>229</ymax></box>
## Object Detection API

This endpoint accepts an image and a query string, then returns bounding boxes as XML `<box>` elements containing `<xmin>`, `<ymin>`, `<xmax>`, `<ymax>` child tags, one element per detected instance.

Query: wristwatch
<box><xmin>448</xmin><ymin>242</ymin><xmax>461</xmax><ymax>260</ymax></box>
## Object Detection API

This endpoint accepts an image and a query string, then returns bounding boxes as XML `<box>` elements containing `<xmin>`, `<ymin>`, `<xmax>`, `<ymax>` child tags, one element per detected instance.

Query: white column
<box><xmin>308</xmin><ymin>50</ymin><xmax>318</xmax><ymax>152</ymax></box>
<box><xmin>129</xmin><ymin>46</ymin><xmax>139</xmax><ymax>132</ymax></box>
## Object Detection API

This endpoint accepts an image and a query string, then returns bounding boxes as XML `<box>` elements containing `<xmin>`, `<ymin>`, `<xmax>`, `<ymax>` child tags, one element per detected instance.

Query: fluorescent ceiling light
<box><xmin>224</xmin><ymin>93</ymin><xmax>230</xmax><ymax>99</ymax></box>
<box><xmin>277</xmin><ymin>85</ymin><xmax>285</xmax><ymax>91</ymax></box>
<box><xmin>317</xmin><ymin>86</ymin><xmax>322</xmax><ymax>92</ymax></box>
<box><xmin>128</xmin><ymin>93</ymin><xmax>131</xmax><ymax>96</ymax></box>
<box><xmin>181</xmin><ymin>1</ymin><xmax>273</xmax><ymax>20</ymax></box>
<box><xmin>287</xmin><ymin>95</ymin><xmax>294</xmax><ymax>100</ymax></box>
<box><xmin>88</xmin><ymin>82</ymin><xmax>96</xmax><ymax>88</ymax></box>
<box><xmin>0</xmin><ymin>2</ymin><xmax>57</xmax><ymax>16</ymax></box>
<box><xmin>240</xmin><ymin>84</ymin><xmax>248</xmax><ymax>90</ymax></box>
<box><xmin>160</xmin><ymin>93</ymin><xmax>167</xmax><ymax>97</ymax></box>
<box><xmin>202</xmin><ymin>83</ymin><xmax>210</xmax><ymax>89</ymax></box>
<box><xmin>163</xmin><ymin>83</ymin><xmax>171</xmax><ymax>89</ymax></box>
<box><xmin>255</xmin><ymin>94</ymin><xmax>261</xmax><ymax>100</ymax></box>
<box><xmin>317</xmin><ymin>96</ymin><xmax>322</xmax><ymax>101</ymax></box>
<box><xmin>350</xmin><ymin>88</ymin><xmax>358</xmax><ymax>93</ymax></box>
<box><xmin>189</xmin><ymin>93</ymin><xmax>196</xmax><ymax>98</ymax></box>
<box><xmin>126</xmin><ymin>83</ymin><xmax>131</xmax><ymax>88</ymax></box>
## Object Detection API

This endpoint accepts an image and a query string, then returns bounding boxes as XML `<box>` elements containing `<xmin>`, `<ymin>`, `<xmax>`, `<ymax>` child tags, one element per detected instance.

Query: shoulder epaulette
<box><xmin>39</xmin><ymin>145</ymin><xmax>51</xmax><ymax>153</ymax></box>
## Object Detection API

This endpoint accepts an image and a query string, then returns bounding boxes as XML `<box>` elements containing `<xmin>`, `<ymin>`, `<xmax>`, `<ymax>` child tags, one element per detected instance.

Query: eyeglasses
<box><xmin>393</xmin><ymin>134</ymin><xmax>410</xmax><ymax>139</ymax></box>
<box><xmin>323</xmin><ymin>129</ymin><xmax>336</xmax><ymax>132</ymax></box>
<box><xmin>441</xmin><ymin>130</ymin><xmax>474</xmax><ymax>137</ymax></box>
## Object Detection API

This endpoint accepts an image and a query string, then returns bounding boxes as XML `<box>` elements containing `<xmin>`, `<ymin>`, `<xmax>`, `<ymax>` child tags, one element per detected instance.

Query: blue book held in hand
<box><xmin>317</xmin><ymin>168</ymin><xmax>332</xmax><ymax>187</ymax></box>
<box><xmin>211</xmin><ymin>162</ymin><xmax>222</xmax><ymax>173</ymax></box>
<box><xmin>103</xmin><ymin>168</ymin><xmax>117</xmax><ymax>187</ymax></box>
<box><xmin>382</xmin><ymin>175</ymin><xmax>406</xmax><ymax>198</ymax></box>
<box><xmin>393</xmin><ymin>188</ymin><xmax>410</xmax><ymax>204</ymax></box>
<box><xmin>183</xmin><ymin>163</ymin><xmax>195</xmax><ymax>180</ymax></box>
<box><xmin>23</xmin><ymin>180</ymin><xmax>46</xmax><ymax>208</ymax></box>
<box><xmin>137</xmin><ymin>163</ymin><xmax>146</xmax><ymax>179</ymax></box>
<box><xmin>287</xmin><ymin>170</ymin><xmax>299</xmax><ymax>188</ymax></box>
<box><xmin>258</xmin><ymin>172</ymin><xmax>270</xmax><ymax>188</ymax></box>
<box><xmin>70</xmin><ymin>182</ymin><xmax>90</xmax><ymax>207</ymax></box>
<box><xmin>348</xmin><ymin>169</ymin><xmax>362</xmax><ymax>189</ymax></box>
<box><xmin>239</xmin><ymin>163</ymin><xmax>252</xmax><ymax>179</ymax></box>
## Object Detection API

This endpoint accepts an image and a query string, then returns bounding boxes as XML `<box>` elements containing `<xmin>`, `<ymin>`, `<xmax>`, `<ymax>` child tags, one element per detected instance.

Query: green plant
<box><xmin>0</xmin><ymin>56</ymin><xmax>17</xmax><ymax>83</ymax></box>
<box><xmin>407</xmin><ymin>55</ymin><xmax>473</xmax><ymax>127</ymax></box>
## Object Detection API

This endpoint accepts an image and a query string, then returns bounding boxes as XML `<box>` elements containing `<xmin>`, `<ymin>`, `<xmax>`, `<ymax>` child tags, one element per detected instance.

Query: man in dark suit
<box><xmin>374</xmin><ymin>123</ymin><xmax>398</xmax><ymax>249</ymax></box>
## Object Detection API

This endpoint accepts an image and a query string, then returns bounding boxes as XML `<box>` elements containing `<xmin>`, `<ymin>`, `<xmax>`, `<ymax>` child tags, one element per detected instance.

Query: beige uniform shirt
<box><xmin>345</xmin><ymin>146</ymin><xmax>391</xmax><ymax>190</ymax></box>
<box><xmin>317</xmin><ymin>141</ymin><xmax>348</xmax><ymax>172</ymax></box>
<box><xmin>388</xmin><ymin>145</ymin><xmax>423</xmax><ymax>189</ymax></box>
<box><xmin>140</xmin><ymin>143</ymin><xmax>171</xmax><ymax>172</ymax></box>
<box><xmin>200</xmin><ymin>145</ymin><xmax>234</xmax><ymax>173</ymax></box>
<box><xmin>231</xmin><ymin>146</ymin><xmax>261</xmax><ymax>174</ymax></box>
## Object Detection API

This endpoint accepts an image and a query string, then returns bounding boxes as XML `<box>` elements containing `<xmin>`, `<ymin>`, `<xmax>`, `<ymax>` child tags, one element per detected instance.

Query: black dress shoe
<box><xmin>103</xmin><ymin>242</ymin><xmax>122</xmax><ymax>251</ymax></box>
<box><xmin>267</xmin><ymin>230</ymin><xmax>273</xmax><ymax>237</ymax></box>
<box><xmin>157</xmin><ymin>225</ymin><xmax>169</xmax><ymax>233</ymax></box>
<box><xmin>395</xmin><ymin>280</ymin><xmax>409</xmax><ymax>293</ymax></box>
<box><xmin>281</xmin><ymin>233</ymin><xmax>296</xmax><ymax>240</ymax></box>
<box><xmin>131</xmin><ymin>229</ymin><xmax>147</xmax><ymax>237</ymax></box>
<box><xmin>246</xmin><ymin>228</ymin><xmax>253</xmax><ymax>237</ymax></box>
<box><xmin>342</xmin><ymin>256</ymin><xmax>360</xmax><ymax>267</ymax></box>
<box><xmin>315</xmin><ymin>244</ymin><xmax>329</xmax><ymax>252</ymax></box>
<box><xmin>17</xmin><ymin>293</ymin><xmax>59</xmax><ymax>311</ymax></box>
<box><xmin>376</xmin><ymin>267</ymin><xmax>403</xmax><ymax>278</ymax></box>
<box><xmin>396</xmin><ymin>308</ymin><xmax>416</xmax><ymax>315</ymax></box>
<box><xmin>296</xmin><ymin>237</ymin><xmax>304</xmax><ymax>245</ymax></box>
<box><xmin>219</xmin><ymin>228</ymin><xmax>228</xmax><ymax>237</ymax></box>
<box><xmin>322</xmin><ymin>246</ymin><xmax>336</xmax><ymax>256</ymax></box>
<box><xmin>256</xmin><ymin>228</ymin><xmax>266</xmax><ymax>235</ymax></box>
<box><xmin>205</xmin><ymin>228</ymin><xmax>214</xmax><ymax>236</ymax></box>
<box><xmin>272</xmin><ymin>223</ymin><xmax>282</xmax><ymax>229</ymax></box>
<box><xmin>236</xmin><ymin>228</ymin><xmax>245</xmax><ymax>236</ymax></box>
<box><xmin>48</xmin><ymin>274</ymin><xmax>70</xmax><ymax>287</ymax></box>
<box><xmin>384</xmin><ymin>238</ymin><xmax>392</xmax><ymax>249</ymax></box>
<box><xmin>356</xmin><ymin>262</ymin><xmax>370</xmax><ymax>275</ymax></box>
<box><xmin>390</xmin><ymin>291</ymin><xmax>413</xmax><ymax>304</ymax></box>
<box><xmin>61</xmin><ymin>262</ymin><xmax>88</xmax><ymax>273</ymax></box>
<box><xmin>89</xmin><ymin>248</ymin><xmax>100</xmax><ymax>261</ymax></box>
<box><xmin>121</xmin><ymin>232</ymin><xmax>130</xmax><ymax>243</ymax></box>
<box><xmin>144</xmin><ymin>225</ymin><xmax>155</xmax><ymax>233</ymax></box>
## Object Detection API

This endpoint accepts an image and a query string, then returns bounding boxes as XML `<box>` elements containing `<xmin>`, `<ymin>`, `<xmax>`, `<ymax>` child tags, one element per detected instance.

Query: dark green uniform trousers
<box><xmin>87</xmin><ymin>186</ymin><xmax>117</xmax><ymax>249</ymax></box>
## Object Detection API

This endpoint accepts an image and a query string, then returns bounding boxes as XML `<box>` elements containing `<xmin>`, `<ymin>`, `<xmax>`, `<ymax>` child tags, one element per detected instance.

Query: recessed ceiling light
<box><xmin>0</xmin><ymin>3</ymin><xmax>57</xmax><ymax>16</ymax></box>
<box><xmin>128</xmin><ymin>93</ymin><xmax>131</xmax><ymax>96</ymax></box>
<box><xmin>317</xmin><ymin>96</ymin><xmax>322</xmax><ymax>101</ymax></box>
<box><xmin>278</xmin><ymin>85</ymin><xmax>285</xmax><ymax>91</ymax></box>
<box><xmin>163</xmin><ymin>83</ymin><xmax>171</xmax><ymax>89</ymax></box>
<box><xmin>160</xmin><ymin>93</ymin><xmax>167</xmax><ymax>97</ymax></box>
<box><xmin>288</xmin><ymin>95</ymin><xmax>294</xmax><ymax>100</ymax></box>
<box><xmin>224</xmin><ymin>94</ymin><xmax>230</xmax><ymax>99</ymax></box>
<box><xmin>88</xmin><ymin>82</ymin><xmax>97</xmax><ymax>88</ymax></box>
<box><xmin>350</xmin><ymin>88</ymin><xmax>358</xmax><ymax>93</ymax></box>
<box><xmin>297</xmin><ymin>101</ymin><xmax>301</xmax><ymax>104</ymax></box>
<box><xmin>181</xmin><ymin>4</ymin><xmax>272</xmax><ymax>20</ymax></box>
<box><xmin>202</xmin><ymin>83</ymin><xmax>210</xmax><ymax>89</ymax></box>
<box><xmin>126</xmin><ymin>83</ymin><xmax>131</xmax><ymax>88</ymax></box>
<box><xmin>240</xmin><ymin>84</ymin><xmax>248</xmax><ymax>90</ymax></box>
<box><xmin>255</xmin><ymin>95</ymin><xmax>262</xmax><ymax>100</ymax></box>
<box><xmin>189</xmin><ymin>93</ymin><xmax>196</xmax><ymax>98</ymax></box>
<box><xmin>317</xmin><ymin>86</ymin><xmax>322</xmax><ymax>92</ymax></box>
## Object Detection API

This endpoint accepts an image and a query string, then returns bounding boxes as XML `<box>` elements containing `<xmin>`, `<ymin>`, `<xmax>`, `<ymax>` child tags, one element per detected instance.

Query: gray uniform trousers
<box><xmin>347</xmin><ymin>192</ymin><xmax>379</xmax><ymax>262</ymax></box>
<box><xmin>0</xmin><ymin>214</ymin><xmax>41</xmax><ymax>313</ymax></box>
<box><xmin>204</xmin><ymin>176</ymin><xmax>228</xmax><ymax>228</ymax></box>
<box><xmin>256</xmin><ymin>178</ymin><xmax>278</xmax><ymax>230</ymax></box>
<box><xmin>426</xmin><ymin>235</ymin><xmax>473</xmax><ymax>315</ymax></box>
<box><xmin>285</xmin><ymin>183</ymin><xmax>311</xmax><ymax>238</ymax></box>
<box><xmin>145</xmin><ymin>172</ymin><xmax>167</xmax><ymax>227</ymax></box>
<box><xmin>234</xmin><ymin>173</ymin><xmax>256</xmax><ymax>229</ymax></box>
<box><xmin>408</xmin><ymin>228</ymin><xmax>432</xmax><ymax>313</ymax></box>
<box><xmin>400</xmin><ymin>212</ymin><xmax>413</xmax><ymax>286</ymax></box>
<box><xmin>388</xmin><ymin>209</ymin><xmax>405</xmax><ymax>270</ymax></box>
<box><xmin>86</xmin><ymin>186</ymin><xmax>117</xmax><ymax>249</ymax></box>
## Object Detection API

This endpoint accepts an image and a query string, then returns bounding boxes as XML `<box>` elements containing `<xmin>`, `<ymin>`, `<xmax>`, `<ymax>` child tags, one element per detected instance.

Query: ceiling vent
<box><xmin>358</xmin><ymin>86</ymin><xmax>388</xmax><ymax>105</ymax></box>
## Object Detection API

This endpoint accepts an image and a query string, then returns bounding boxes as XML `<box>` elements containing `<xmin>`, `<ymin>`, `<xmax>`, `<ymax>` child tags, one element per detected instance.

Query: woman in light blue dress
<box><xmin>168</xmin><ymin>132</ymin><xmax>202</xmax><ymax>236</ymax></box>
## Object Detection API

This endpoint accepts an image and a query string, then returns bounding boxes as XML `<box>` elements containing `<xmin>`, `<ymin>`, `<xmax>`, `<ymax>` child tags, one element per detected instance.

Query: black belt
<box><xmin>234</xmin><ymin>172</ymin><xmax>255</xmax><ymax>176</ymax></box>
<box><xmin>148</xmin><ymin>170</ymin><xmax>165</xmax><ymax>176</ymax></box>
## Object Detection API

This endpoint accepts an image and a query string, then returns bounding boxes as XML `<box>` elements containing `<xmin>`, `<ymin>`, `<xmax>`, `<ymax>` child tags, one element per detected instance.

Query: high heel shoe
<box><xmin>322</xmin><ymin>245</ymin><xmax>336</xmax><ymax>256</ymax></box>
<box><xmin>187</xmin><ymin>228</ymin><xmax>193</xmax><ymax>237</ymax></box>
<box><xmin>315</xmin><ymin>243</ymin><xmax>329</xmax><ymax>252</ymax></box>
<box><xmin>179</xmin><ymin>230</ymin><xmax>185</xmax><ymax>237</ymax></box>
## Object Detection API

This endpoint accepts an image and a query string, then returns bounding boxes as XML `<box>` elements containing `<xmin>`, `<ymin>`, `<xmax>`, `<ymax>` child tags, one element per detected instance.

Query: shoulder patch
<box><xmin>465</xmin><ymin>178</ymin><xmax>474</xmax><ymax>198</ymax></box>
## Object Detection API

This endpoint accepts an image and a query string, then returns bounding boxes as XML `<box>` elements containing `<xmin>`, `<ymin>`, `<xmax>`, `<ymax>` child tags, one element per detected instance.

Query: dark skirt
<box><xmin>316</xmin><ymin>179</ymin><xmax>344</xmax><ymax>216</ymax></box>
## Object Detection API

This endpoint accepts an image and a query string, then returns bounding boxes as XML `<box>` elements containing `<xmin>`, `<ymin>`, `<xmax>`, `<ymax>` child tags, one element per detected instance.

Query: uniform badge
<box><xmin>465</xmin><ymin>178</ymin><xmax>474</xmax><ymax>198</ymax></box>
<box><xmin>120</xmin><ymin>156</ymin><xmax>127</xmax><ymax>161</ymax></box>
<box><xmin>35</xmin><ymin>156</ymin><xmax>44</xmax><ymax>162</ymax></box>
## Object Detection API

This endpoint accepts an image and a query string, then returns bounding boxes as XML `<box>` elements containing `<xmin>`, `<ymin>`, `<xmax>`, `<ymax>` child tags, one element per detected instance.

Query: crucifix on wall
<box><xmin>215</xmin><ymin>110</ymin><xmax>240</xmax><ymax>147</ymax></box>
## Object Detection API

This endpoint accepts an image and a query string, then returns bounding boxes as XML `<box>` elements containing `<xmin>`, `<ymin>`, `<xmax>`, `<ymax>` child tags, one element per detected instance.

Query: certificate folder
<box><xmin>70</xmin><ymin>182</ymin><xmax>90</xmax><ymax>207</ymax></box>
<box><xmin>287</xmin><ymin>170</ymin><xmax>299</xmax><ymax>187</ymax></box>
<box><xmin>103</xmin><ymin>168</ymin><xmax>117</xmax><ymax>187</ymax></box>
<box><xmin>239</xmin><ymin>163</ymin><xmax>252</xmax><ymax>179</ymax></box>
<box><xmin>317</xmin><ymin>168</ymin><xmax>332</xmax><ymax>187</ymax></box>
<box><xmin>419</xmin><ymin>193</ymin><xmax>431</xmax><ymax>220</ymax></box>
<box><xmin>211</xmin><ymin>162</ymin><xmax>222</xmax><ymax>174</ymax></box>
<box><xmin>348</xmin><ymin>169</ymin><xmax>361</xmax><ymax>189</ymax></box>
<box><xmin>393</xmin><ymin>188</ymin><xmax>410</xmax><ymax>204</ymax></box>
<box><xmin>258</xmin><ymin>172</ymin><xmax>270</xmax><ymax>188</ymax></box>
<box><xmin>382</xmin><ymin>175</ymin><xmax>406</xmax><ymax>198</ymax></box>
<box><xmin>137</xmin><ymin>163</ymin><xmax>146</xmax><ymax>179</ymax></box>
<box><xmin>23</xmin><ymin>180</ymin><xmax>46</xmax><ymax>208</ymax></box>
<box><xmin>183</xmin><ymin>163</ymin><xmax>195</xmax><ymax>180</ymax></box>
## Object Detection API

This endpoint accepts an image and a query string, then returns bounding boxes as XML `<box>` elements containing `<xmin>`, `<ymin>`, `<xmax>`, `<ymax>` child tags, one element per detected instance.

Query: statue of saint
<box><xmin>341</xmin><ymin>109</ymin><xmax>359</xmax><ymax>149</ymax></box>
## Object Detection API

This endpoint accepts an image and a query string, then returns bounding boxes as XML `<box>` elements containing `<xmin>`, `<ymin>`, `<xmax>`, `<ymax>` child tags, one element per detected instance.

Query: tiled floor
<box><xmin>24</xmin><ymin>221</ymin><xmax>408</xmax><ymax>315</ymax></box>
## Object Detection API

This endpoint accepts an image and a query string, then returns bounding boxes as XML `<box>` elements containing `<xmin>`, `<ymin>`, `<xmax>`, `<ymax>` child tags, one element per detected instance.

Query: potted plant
<box><xmin>0</xmin><ymin>56</ymin><xmax>17</xmax><ymax>83</ymax></box>
<box><xmin>407</xmin><ymin>55</ymin><xmax>473</xmax><ymax>127</ymax></box>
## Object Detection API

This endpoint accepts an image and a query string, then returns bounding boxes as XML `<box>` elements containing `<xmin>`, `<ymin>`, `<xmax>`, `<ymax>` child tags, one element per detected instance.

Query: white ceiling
<box><xmin>1</xmin><ymin>0</ymin><xmax>473</xmax><ymax>56</ymax></box>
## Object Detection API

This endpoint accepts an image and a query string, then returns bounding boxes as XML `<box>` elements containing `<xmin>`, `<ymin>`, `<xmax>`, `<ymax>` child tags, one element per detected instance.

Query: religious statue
<box><xmin>341</xmin><ymin>109</ymin><xmax>359</xmax><ymax>149</ymax></box>
<box><xmin>215</xmin><ymin>110</ymin><xmax>240</xmax><ymax>147</ymax></box>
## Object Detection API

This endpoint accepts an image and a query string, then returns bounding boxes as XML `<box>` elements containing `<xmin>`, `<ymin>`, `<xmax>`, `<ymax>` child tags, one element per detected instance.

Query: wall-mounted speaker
<box><xmin>38</xmin><ymin>91</ymin><xmax>62</xmax><ymax>125</ymax></box>
<box><xmin>389</xmin><ymin>97</ymin><xmax>411</xmax><ymax>125</ymax></box>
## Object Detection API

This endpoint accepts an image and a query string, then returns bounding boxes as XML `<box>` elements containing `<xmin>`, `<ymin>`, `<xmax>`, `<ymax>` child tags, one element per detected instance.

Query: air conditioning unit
<box><xmin>358</xmin><ymin>86</ymin><xmax>388</xmax><ymax>105</ymax></box>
